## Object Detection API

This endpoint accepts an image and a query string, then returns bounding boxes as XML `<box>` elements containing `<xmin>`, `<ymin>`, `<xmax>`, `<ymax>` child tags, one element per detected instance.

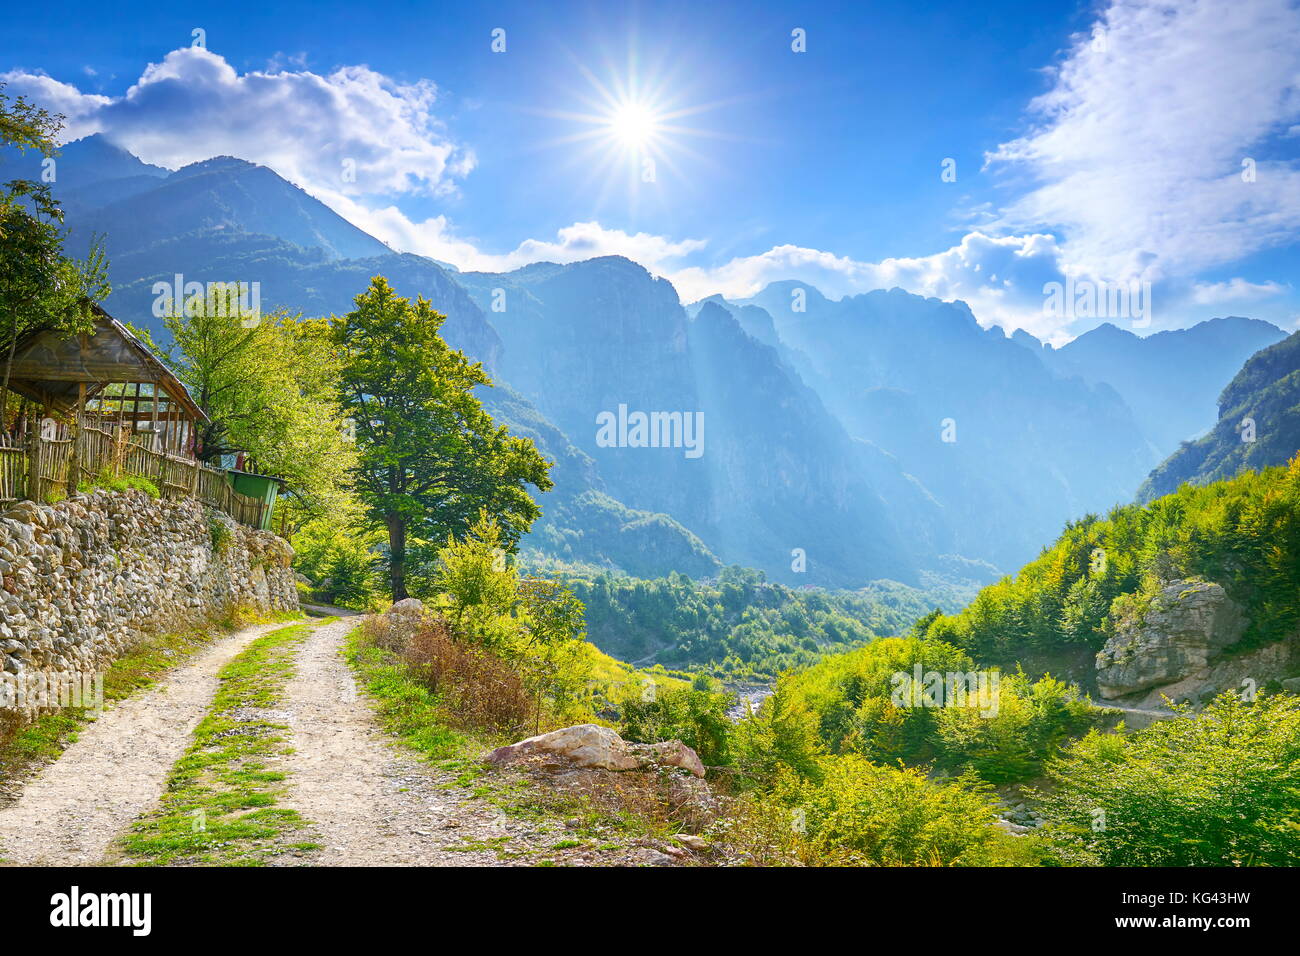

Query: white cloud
<box><xmin>1</xmin><ymin>47</ymin><xmax>473</xmax><ymax>198</ymax></box>
<box><xmin>668</xmin><ymin>231</ymin><xmax>1083</xmax><ymax>340</ymax></box>
<box><xmin>986</xmin><ymin>0</ymin><xmax>1300</xmax><ymax>283</ymax></box>
<box><xmin>319</xmin><ymin>190</ymin><xmax>707</xmax><ymax>273</ymax></box>
<box><xmin>1190</xmin><ymin>277</ymin><xmax>1287</xmax><ymax>305</ymax></box>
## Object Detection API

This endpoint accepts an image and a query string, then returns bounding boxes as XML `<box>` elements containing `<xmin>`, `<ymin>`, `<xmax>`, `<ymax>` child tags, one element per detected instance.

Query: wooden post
<box><xmin>68</xmin><ymin>382</ymin><xmax>86</xmax><ymax>488</ymax></box>
<box><xmin>26</xmin><ymin>415</ymin><xmax>40</xmax><ymax>503</ymax></box>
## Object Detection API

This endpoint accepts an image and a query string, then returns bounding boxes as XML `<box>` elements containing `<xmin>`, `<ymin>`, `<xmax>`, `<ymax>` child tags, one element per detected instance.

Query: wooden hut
<box><xmin>1</xmin><ymin>304</ymin><xmax>208</xmax><ymax>456</ymax></box>
<box><xmin>0</xmin><ymin>306</ymin><xmax>272</xmax><ymax>529</ymax></box>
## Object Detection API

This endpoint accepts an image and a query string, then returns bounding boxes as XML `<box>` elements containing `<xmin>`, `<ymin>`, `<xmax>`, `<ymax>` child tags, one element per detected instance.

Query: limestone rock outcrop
<box><xmin>1096</xmin><ymin>579</ymin><xmax>1245</xmax><ymax>699</ymax></box>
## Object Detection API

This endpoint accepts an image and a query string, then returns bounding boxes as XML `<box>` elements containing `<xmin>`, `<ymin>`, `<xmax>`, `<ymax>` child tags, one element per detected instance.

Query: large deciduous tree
<box><xmin>334</xmin><ymin>276</ymin><xmax>552</xmax><ymax>600</ymax></box>
<box><xmin>141</xmin><ymin>287</ymin><xmax>356</xmax><ymax>522</ymax></box>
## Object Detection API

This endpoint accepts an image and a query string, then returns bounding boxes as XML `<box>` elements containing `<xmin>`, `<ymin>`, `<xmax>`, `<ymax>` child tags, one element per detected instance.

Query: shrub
<box><xmin>722</xmin><ymin>756</ymin><xmax>1017</xmax><ymax>867</ymax></box>
<box><xmin>933</xmin><ymin>672</ymin><xmax>1095</xmax><ymax>783</ymax></box>
<box><xmin>731</xmin><ymin>675</ymin><xmax>825</xmax><ymax>787</ymax></box>
<box><xmin>617</xmin><ymin>678</ymin><xmax>736</xmax><ymax>767</ymax></box>
<box><xmin>433</xmin><ymin>512</ymin><xmax>518</xmax><ymax>640</ymax></box>
<box><xmin>1037</xmin><ymin>691</ymin><xmax>1300</xmax><ymax>866</ymax></box>
<box><xmin>208</xmin><ymin>516</ymin><xmax>233</xmax><ymax>554</ymax></box>
<box><xmin>403</xmin><ymin>616</ymin><xmax>533</xmax><ymax>735</ymax></box>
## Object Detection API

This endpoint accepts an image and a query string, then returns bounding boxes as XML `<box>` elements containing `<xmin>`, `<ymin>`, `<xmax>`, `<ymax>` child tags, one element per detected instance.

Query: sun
<box><xmin>607</xmin><ymin>100</ymin><xmax>661</xmax><ymax>149</ymax></box>
<box><xmin>527</xmin><ymin>51</ymin><xmax>732</xmax><ymax>210</ymax></box>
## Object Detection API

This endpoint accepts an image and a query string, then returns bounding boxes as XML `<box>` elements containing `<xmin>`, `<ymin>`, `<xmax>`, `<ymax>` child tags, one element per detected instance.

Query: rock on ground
<box><xmin>486</xmin><ymin>723</ymin><xmax>706</xmax><ymax>778</ymax></box>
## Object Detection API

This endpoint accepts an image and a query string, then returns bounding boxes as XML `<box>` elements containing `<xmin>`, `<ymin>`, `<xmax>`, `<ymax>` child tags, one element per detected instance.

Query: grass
<box><xmin>0</xmin><ymin>606</ymin><xmax>302</xmax><ymax>792</ymax></box>
<box><xmin>76</xmin><ymin>468</ymin><xmax>160</xmax><ymax>499</ymax></box>
<box><xmin>117</xmin><ymin>619</ymin><xmax>330</xmax><ymax>866</ymax></box>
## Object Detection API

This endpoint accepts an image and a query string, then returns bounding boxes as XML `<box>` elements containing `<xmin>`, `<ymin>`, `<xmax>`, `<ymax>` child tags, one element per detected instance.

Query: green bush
<box><xmin>742</xmin><ymin>756</ymin><xmax>1019</xmax><ymax>866</ymax></box>
<box><xmin>1036</xmin><ymin>691</ymin><xmax>1300</xmax><ymax>866</ymax></box>
<box><xmin>731</xmin><ymin>675</ymin><xmax>826</xmax><ymax>786</ymax></box>
<box><xmin>934</xmin><ymin>671</ymin><xmax>1095</xmax><ymax>783</ymax></box>
<box><xmin>617</xmin><ymin>678</ymin><xmax>736</xmax><ymax>767</ymax></box>
<box><xmin>208</xmin><ymin>516</ymin><xmax>232</xmax><ymax>555</ymax></box>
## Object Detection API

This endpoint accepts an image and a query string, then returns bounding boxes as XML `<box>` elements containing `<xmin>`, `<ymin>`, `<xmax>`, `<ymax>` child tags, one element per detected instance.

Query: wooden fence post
<box><xmin>26</xmin><ymin>423</ymin><xmax>40</xmax><ymax>504</ymax></box>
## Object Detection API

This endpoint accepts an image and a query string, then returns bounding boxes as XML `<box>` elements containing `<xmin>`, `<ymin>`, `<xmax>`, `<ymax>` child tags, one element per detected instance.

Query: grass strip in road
<box><xmin>119</xmin><ymin>618</ymin><xmax>332</xmax><ymax>866</ymax></box>
<box><xmin>0</xmin><ymin>608</ymin><xmax>302</xmax><ymax>799</ymax></box>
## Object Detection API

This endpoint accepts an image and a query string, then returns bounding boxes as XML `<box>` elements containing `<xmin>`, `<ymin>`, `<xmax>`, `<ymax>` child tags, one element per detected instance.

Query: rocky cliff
<box><xmin>1095</xmin><ymin>578</ymin><xmax>1296</xmax><ymax>718</ymax></box>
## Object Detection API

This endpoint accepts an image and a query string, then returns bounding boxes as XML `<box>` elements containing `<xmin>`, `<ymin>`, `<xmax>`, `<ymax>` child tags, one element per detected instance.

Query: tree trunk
<box><xmin>386</xmin><ymin>513</ymin><xmax>408</xmax><ymax>601</ymax></box>
<box><xmin>0</xmin><ymin>328</ymin><xmax>18</xmax><ymax>436</ymax></box>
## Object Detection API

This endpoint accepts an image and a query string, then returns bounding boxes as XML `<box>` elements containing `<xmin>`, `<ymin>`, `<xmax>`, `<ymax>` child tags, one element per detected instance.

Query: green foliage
<box><xmin>743</xmin><ymin>757</ymin><xmax>1016</xmax><ymax>866</ymax></box>
<box><xmin>563</xmin><ymin>566</ymin><xmax>945</xmax><ymax>679</ymax></box>
<box><xmin>333</xmin><ymin>276</ymin><xmax>552</xmax><ymax>599</ymax></box>
<box><xmin>616</xmin><ymin>677</ymin><xmax>735</xmax><ymax>767</ymax></box>
<box><xmin>933</xmin><ymin>672</ymin><xmax>1094</xmax><ymax>783</ymax></box>
<box><xmin>1141</xmin><ymin>331</ymin><xmax>1300</xmax><ymax>501</ymax></box>
<box><xmin>744</xmin><ymin>637</ymin><xmax>1093</xmax><ymax>784</ymax></box>
<box><xmin>433</xmin><ymin>512</ymin><xmax>518</xmax><ymax>642</ymax></box>
<box><xmin>425</xmin><ymin>513</ymin><xmax>593</xmax><ymax>725</ymax></box>
<box><xmin>343</xmin><ymin>625</ymin><xmax>478</xmax><ymax>761</ymax></box>
<box><xmin>77</xmin><ymin>467</ymin><xmax>159</xmax><ymax>499</ymax></box>
<box><xmin>289</xmin><ymin>499</ymin><xmax>382</xmax><ymax>610</ymax></box>
<box><xmin>922</xmin><ymin>457</ymin><xmax>1300</xmax><ymax>662</ymax></box>
<box><xmin>731</xmin><ymin>675</ymin><xmax>826</xmax><ymax>786</ymax></box>
<box><xmin>1037</xmin><ymin>692</ymin><xmax>1300</xmax><ymax>866</ymax></box>
<box><xmin>0</xmin><ymin>84</ymin><xmax>109</xmax><ymax>425</ymax></box>
<box><xmin>139</xmin><ymin>296</ymin><xmax>355</xmax><ymax>518</ymax></box>
<box><xmin>209</xmin><ymin>516</ymin><xmax>233</xmax><ymax>555</ymax></box>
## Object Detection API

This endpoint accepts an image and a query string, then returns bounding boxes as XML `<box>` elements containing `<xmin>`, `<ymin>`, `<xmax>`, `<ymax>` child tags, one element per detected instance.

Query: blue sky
<box><xmin>4</xmin><ymin>0</ymin><xmax>1299</xmax><ymax>341</ymax></box>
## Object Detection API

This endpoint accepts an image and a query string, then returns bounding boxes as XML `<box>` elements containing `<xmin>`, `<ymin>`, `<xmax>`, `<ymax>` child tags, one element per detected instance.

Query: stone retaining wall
<box><xmin>0</xmin><ymin>489</ymin><xmax>296</xmax><ymax>721</ymax></box>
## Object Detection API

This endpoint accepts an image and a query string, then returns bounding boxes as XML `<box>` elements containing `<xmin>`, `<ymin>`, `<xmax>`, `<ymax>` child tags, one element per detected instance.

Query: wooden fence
<box><xmin>0</xmin><ymin>420</ymin><xmax>265</xmax><ymax>528</ymax></box>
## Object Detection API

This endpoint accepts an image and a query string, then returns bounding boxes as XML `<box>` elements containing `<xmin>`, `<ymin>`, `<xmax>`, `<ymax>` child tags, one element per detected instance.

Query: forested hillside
<box><xmin>562</xmin><ymin>566</ymin><xmax>963</xmax><ymax>678</ymax></box>
<box><xmin>1140</xmin><ymin>330</ymin><xmax>1300</xmax><ymax>501</ymax></box>
<box><xmin>920</xmin><ymin>456</ymin><xmax>1300</xmax><ymax>667</ymax></box>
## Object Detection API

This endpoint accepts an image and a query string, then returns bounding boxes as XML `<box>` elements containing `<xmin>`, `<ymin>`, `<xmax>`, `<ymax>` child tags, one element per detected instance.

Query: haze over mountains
<box><xmin>6</xmin><ymin>134</ymin><xmax>1290</xmax><ymax>587</ymax></box>
<box><xmin>1140</xmin><ymin>330</ymin><xmax>1300</xmax><ymax>501</ymax></box>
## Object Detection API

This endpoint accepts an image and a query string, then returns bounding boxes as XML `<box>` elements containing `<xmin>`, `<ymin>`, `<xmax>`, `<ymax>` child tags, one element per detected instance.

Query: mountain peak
<box><xmin>758</xmin><ymin>279</ymin><xmax>830</xmax><ymax>304</ymax></box>
<box><xmin>1074</xmin><ymin>321</ymin><xmax>1138</xmax><ymax>344</ymax></box>
<box><xmin>45</xmin><ymin>134</ymin><xmax>170</xmax><ymax>185</ymax></box>
<box><xmin>171</xmin><ymin>155</ymin><xmax>260</xmax><ymax>177</ymax></box>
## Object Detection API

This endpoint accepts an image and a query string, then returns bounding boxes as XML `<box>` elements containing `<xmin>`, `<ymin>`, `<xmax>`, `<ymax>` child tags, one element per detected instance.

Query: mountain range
<box><xmin>5</xmin><ymin>133</ymin><xmax>1291</xmax><ymax>588</ymax></box>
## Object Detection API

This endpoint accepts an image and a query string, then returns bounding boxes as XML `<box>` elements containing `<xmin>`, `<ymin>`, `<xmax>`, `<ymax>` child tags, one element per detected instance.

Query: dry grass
<box><xmin>362</xmin><ymin>613</ymin><xmax>533</xmax><ymax>736</ymax></box>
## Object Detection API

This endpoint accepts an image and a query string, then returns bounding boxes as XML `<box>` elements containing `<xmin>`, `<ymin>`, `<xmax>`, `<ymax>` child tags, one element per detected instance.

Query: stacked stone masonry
<box><xmin>0</xmin><ymin>489</ymin><xmax>297</xmax><ymax>720</ymax></box>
